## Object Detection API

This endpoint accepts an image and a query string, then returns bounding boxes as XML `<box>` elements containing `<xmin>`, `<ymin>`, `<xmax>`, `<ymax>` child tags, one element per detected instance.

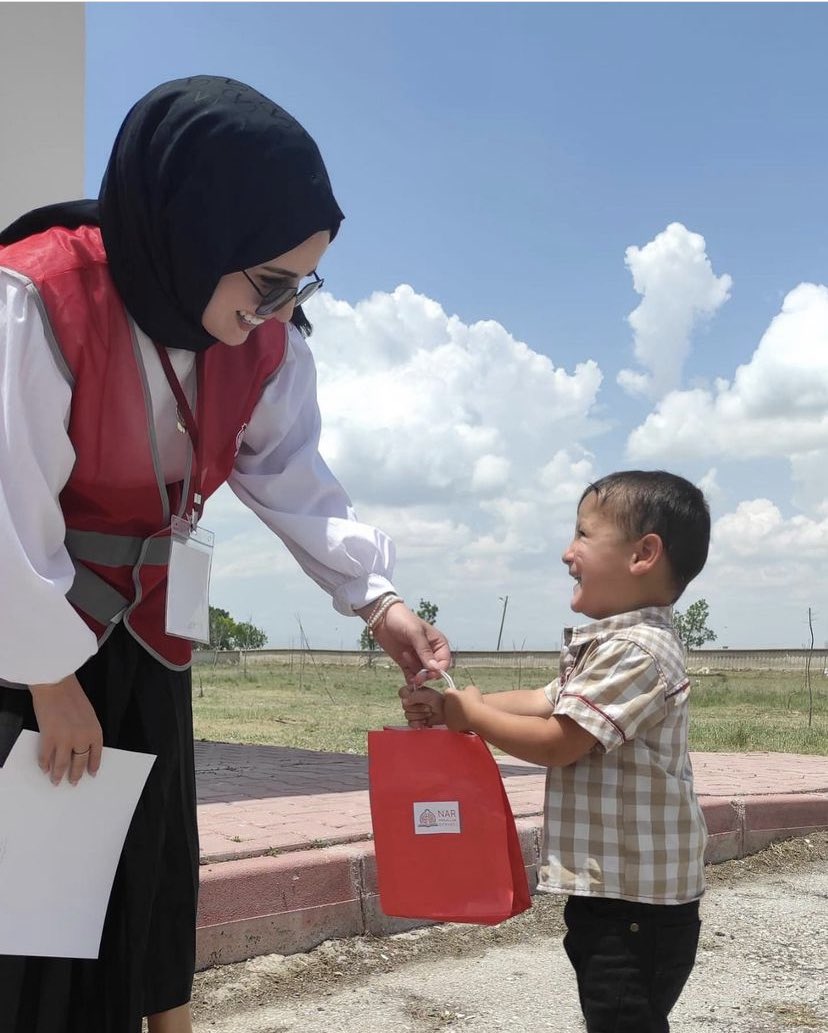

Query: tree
<box><xmin>359</xmin><ymin>625</ymin><xmax>378</xmax><ymax>653</ymax></box>
<box><xmin>209</xmin><ymin>606</ymin><xmax>235</xmax><ymax>650</ymax></box>
<box><xmin>416</xmin><ymin>599</ymin><xmax>438</xmax><ymax>625</ymax></box>
<box><xmin>673</xmin><ymin>599</ymin><xmax>717</xmax><ymax>654</ymax></box>
<box><xmin>209</xmin><ymin>605</ymin><xmax>267</xmax><ymax>650</ymax></box>
<box><xmin>233</xmin><ymin>620</ymin><xmax>268</xmax><ymax>650</ymax></box>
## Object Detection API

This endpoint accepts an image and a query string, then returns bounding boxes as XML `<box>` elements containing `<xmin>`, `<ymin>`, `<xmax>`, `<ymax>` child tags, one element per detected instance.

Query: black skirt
<box><xmin>0</xmin><ymin>624</ymin><xmax>199</xmax><ymax>1033</ymax></box>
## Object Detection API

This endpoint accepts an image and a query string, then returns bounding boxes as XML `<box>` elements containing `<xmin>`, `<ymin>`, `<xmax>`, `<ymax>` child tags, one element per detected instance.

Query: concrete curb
<box><xmin>194</xmin><ymin>791</ymin><xmax>828</xmax><ymax>969</ymax></box>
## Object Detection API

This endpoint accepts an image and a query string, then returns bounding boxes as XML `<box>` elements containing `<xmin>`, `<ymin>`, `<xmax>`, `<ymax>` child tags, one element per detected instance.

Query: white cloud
<box><xmin>628</xmin><ymin>289</ymin><xmax>828</xmax><ymax>643</ymax></box>
<box><xmin>627</xmin><ymin>282</ymin><xmax>828</xmax><ymax>467</ymax></box>
<box><xmin>697</xmin><ymin>467</ymin><xmax>722</xmax><ymax>509</ymax></box>
<box><xmin>471</xmin><ymin>454</ymin><xmax>511</xmax><ymax>493</ymax></box>
<box><xmin>206</xmin><ymin>286</ymin><xmax>604</xmax><ymax>649</ymax></box>
<box><xmin>701</xmin><ymin>499</ymin><xmax>828</xmax><ymax>638</ymax></box>
<box><xmin>200</xmin><ymin>266</ymin><xmax>828</xmax><ymax>653</ymax></box>
<box><xmin>618</xmin><ymin>222</ymin><xmax>732</xmax><ymax>400</ymax></box>
<box><xmin>713</xmin><ymin>498</ymin><xmax>828</xmax><ymax>561</ymax></box>
<box><xmin>670</xmin><ymin>497</ymin><xmax>828</xmax><ymax>648</ymax></box>
<box><xmin>307</xmin><ymin>285</ymin><xmax>605</xmax><ymax>508</ymax></box>
<box><xmin>790</xmin><ymin>451</ymin><xmax>828</xmax><ymax>514</ymax></box>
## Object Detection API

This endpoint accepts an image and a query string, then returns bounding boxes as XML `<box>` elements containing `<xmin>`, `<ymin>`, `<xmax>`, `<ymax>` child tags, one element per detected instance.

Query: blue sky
<box><xmin>85</xmin><ymin>3</ymin><xmax>828</xmax><ymax>650</ymax></box>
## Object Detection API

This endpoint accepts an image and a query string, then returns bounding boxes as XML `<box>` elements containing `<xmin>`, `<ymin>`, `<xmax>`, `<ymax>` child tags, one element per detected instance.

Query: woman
<box><xmin>0</xmin><ymin>76</ymin><xmax>450</xmax><ymax>1033</ymax></box>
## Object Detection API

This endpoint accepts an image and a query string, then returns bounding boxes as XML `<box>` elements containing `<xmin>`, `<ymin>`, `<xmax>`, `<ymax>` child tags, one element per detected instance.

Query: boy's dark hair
<box><xmin>580</xmin><ymin>470</ymin><xmax>710</xmax><ymax>599</ymax></box>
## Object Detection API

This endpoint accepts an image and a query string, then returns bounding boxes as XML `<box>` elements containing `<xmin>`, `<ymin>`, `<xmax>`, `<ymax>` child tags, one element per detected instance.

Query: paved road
<box><xmin>192</xmin><ymin>835</ymin><xmax>828</xmax><ymax>1033</ymax></box>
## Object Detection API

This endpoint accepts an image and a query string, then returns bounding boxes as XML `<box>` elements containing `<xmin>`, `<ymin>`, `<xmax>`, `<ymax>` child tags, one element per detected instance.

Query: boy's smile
<box><xmin>562</xmin><ymin>493</ymin><xmax>641</xmax><ymax>620</ymax></box>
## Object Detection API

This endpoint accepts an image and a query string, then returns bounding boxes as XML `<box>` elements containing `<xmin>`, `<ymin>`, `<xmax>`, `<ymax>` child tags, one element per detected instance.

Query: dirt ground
<box><xmin>191</xmin><ymin>831</ymin><xmax>828</xmax><ymax>1030</ymax></box>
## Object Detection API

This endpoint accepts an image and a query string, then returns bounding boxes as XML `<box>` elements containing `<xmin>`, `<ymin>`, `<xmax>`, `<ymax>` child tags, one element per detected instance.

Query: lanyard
<box><xmin>153</xmin><ymin>343</ymin><xmax>205</xmax><ymax>527</ymax></box>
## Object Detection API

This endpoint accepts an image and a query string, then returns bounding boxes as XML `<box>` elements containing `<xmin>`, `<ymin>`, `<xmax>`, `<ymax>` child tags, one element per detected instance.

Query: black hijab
<box><xmin>0</xmin><ymin>76</ymin><xmax>344</xmax><ymax>352</ymax></box>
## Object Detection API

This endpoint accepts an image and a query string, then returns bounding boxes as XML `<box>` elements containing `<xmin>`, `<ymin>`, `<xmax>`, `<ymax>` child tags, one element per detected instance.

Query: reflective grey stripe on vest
<box><xmin>65</xmin><ymin>561</ymin><xmax>130</xmax><ymax>626</ymax></box>
<box><xmin>64</xmin><ymin>532</ymin><xmax>171</xmax><ymax>626</ymax></box>
<box><xmin>66</xmin><ymin>529</ymin><xmax>170</xmax><ymax>567</ymax></box>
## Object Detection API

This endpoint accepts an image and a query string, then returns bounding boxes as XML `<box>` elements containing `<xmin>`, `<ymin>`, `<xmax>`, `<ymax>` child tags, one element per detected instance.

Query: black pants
<box><xmin>563</xmin><ymin>895</ymin><xmax>701</xmax><ymax>1033</ymax></box>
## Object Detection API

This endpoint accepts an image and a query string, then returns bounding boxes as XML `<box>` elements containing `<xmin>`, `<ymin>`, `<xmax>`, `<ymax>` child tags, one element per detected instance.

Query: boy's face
<box><xmin>561</xmin><ymin>493</ymin><xmax>641</xmax><ymax>620</ymax></box>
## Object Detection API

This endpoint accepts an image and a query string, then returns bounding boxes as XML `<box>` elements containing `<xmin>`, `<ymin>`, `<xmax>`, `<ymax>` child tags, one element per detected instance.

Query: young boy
<box><xmin>403</xmin><ymin>470</ymin><xmax>710</xmax><ymax>1033</ymax></box>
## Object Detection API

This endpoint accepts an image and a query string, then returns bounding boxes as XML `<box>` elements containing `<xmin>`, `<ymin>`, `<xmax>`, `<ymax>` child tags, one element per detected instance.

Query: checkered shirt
<box><xmin>536</xmin><ymin>606</ymin><xmax>707</xmax><ymax>904</ymax></box>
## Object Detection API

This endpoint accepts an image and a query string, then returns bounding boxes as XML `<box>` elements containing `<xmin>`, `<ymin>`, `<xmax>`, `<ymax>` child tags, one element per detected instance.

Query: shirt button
<box><xmin>629</xmin><ymin>922</ymin><xmax>640</xmax><ymax>933</ymax></box>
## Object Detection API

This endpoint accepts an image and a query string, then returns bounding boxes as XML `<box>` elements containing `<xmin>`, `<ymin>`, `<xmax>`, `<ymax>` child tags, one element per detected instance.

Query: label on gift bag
<box><xmin>413</xmin><ymin>801</ymin><xmax>461</xmax><ymax>835</ymax></box>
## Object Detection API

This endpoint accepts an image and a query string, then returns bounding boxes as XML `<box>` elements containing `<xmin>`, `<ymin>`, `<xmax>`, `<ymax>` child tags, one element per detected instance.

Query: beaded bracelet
<box><xmin>367</xmin><ymin>594</ymin><xmax>403</xmax><ymax>631</ymax></box>
<box><xmin>364</xmin><ymin>592</ymin><xmax>397</xmax><ymax>625</ymax></box>
<box><xmin>363</xmin><ymin>593</ymin><xmax>392</xmax><ymax>625</ymax></box>
<box><xmin>366</xmin><ymin>593</ymin><xmax>404</xmax><ymax>632</ymax></box>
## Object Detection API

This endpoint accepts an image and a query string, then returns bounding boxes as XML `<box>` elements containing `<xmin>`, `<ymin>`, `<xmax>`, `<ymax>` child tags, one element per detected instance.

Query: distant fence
<box><xmin>191</xmin><ymin>648</ymin><xmax>559</xmax><ymax>671</ymax></box>
<box><xmin>192</xmin><ymin>647</ymin><xmax>828</xmax><ymax>673</ymax></box>
<box><xmin>685</xmin><ymin>649</ymin><xmax>828</xmax><ymax>673</ymax></box>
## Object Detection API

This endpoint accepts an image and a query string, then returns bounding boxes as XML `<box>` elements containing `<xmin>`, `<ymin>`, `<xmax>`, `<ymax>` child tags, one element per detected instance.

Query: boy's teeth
<box><xmin>238</xmin><ymin>311</ymin><xmax>265</xmax><ymax>327</ymax></box>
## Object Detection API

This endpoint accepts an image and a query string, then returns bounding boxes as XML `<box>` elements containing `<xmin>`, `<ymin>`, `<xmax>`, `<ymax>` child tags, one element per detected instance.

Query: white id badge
<box><xmin>165</xmin><ymin>516</ymin><xmax>215</xmax><ymax>643</ymax></box>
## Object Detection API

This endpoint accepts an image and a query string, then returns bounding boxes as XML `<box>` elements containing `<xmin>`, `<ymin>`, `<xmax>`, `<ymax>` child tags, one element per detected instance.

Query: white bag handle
<box><xmin>414</xmin><ymin>668</ymin><xmax>456</xmax><ymax>691</ymax></box>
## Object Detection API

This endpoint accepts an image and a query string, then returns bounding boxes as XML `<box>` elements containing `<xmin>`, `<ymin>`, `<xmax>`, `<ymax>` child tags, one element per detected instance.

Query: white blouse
<box><xmin>0</xmin><ymin>271</ymin><xmax>395</xmax><ymax>684</ymax></box>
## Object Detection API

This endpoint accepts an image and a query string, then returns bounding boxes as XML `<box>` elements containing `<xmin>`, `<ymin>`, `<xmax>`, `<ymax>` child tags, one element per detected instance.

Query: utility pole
<box><xmin>496</xmin><ymin>595</ymin><xmax>509</xmax><ymax>651</ymax></box>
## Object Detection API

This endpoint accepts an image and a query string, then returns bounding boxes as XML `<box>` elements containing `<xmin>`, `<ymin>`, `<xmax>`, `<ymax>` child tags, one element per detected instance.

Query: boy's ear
<box><xmin>629</xmin><ymin>533</ymin><xmax>663</xmax><ymax>575</ymax></box>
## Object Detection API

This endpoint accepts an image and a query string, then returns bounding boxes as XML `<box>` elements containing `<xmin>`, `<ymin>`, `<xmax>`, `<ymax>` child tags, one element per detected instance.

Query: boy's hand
<box><xmin>443</xmin><ymin>684</ymin><xmax>484</xmax><ymax>732</ymax></box>
<box><xmin>399</xmin><ymin>684</ymin><xmax>445</xmax><ymax>727</ymax></box>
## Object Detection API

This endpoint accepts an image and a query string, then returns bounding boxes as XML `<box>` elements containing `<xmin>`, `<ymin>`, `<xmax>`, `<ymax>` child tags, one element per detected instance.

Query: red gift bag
<box><xmin>368</xmin><ymin>725</ymin><xmax>531</xmax><ymax>924</ymax></box>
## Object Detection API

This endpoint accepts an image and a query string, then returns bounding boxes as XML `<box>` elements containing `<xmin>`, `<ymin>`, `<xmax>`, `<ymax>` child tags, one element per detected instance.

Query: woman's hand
<box><xmin>29</xmin><ymin>674</ymin><xmax>103</xmax><ymax>785</ymax></box>
<box><xmin>368</xmin><ymin>602</ymin><xmax>452</xmax><ymax>685</ymax></box>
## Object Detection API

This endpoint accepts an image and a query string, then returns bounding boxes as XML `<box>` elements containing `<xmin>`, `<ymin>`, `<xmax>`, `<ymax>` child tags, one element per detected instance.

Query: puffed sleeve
<box><xmin>227</xmin><ymin>325</ymin><xmax>396</xmax><ymax>615</ymax></box>
<box><xmin>0</xmin><ymin>271</ymin><xmax>99</xmax><ymax>684</ymax></box>
<box><xmin>553</xmin><ymin>638</ymin><xmax>667</xmax><ymax>752</ymax></box>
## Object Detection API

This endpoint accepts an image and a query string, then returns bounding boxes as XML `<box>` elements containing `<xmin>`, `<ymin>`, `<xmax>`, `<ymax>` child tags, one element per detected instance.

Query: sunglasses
<box><xmin>242</xmin><ymin>269</ymin><xmax>324</xmax><ymax>317</ymax></box>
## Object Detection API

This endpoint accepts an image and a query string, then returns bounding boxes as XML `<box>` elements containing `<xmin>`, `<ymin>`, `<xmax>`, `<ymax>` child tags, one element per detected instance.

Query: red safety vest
<box><xmin>0</xmin><ymin>225</ymin><xmax>287</xmax><ymax>668</ymax></box>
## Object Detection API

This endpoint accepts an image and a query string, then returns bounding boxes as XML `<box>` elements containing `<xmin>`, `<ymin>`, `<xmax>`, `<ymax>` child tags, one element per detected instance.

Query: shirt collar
<box><xmin>562</xmin><ymin>606</ymin><xmax>675</xmax><ymax>650</ymax></box>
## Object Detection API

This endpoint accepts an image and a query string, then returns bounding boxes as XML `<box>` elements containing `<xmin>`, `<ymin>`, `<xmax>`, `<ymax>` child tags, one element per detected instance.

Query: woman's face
<box><xmin>201</xmin><ymin>230</ymin><xmax>330</xmax><ymax>347</ymax></box>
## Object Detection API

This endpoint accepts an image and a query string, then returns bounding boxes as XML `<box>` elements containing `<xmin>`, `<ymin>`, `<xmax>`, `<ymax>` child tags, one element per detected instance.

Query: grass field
<box><xmin>191</xmin><ymin>660</ymin><xmax>828</xmax><ymax>757</ymax></box>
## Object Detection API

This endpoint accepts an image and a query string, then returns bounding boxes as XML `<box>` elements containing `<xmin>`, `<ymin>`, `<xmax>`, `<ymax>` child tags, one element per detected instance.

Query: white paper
<box><xmin>0</xmin><ymin>730</ymin><xmax>155</xmax><ymax>958</ymax></box>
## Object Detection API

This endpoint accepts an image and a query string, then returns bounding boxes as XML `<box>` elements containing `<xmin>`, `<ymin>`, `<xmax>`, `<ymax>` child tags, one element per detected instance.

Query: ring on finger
<box><xmin>71</xmin><ymin>746</ymin><xmax>91</xmax><ymax>756</ymax></box>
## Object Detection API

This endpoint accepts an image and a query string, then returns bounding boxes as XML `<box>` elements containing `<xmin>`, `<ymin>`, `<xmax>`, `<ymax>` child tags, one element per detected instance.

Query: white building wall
<box><xmin>0</xmin><ymin>2</ymin><xmax>84</xmax><ymax>231</ymax></box>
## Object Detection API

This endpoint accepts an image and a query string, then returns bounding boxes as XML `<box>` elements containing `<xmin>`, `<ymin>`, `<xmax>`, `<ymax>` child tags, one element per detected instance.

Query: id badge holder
<box><xmin>165</xmin><ymin>515</ymin><xmax>215</xmax><ymax>643</ymax></box>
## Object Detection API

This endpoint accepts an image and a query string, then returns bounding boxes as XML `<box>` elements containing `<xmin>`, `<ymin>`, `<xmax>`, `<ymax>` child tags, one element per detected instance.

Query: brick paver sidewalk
<box><xmin>193</xmin><ymin>741</ymin><xmax>828</xmax><ymax>968</ymax></box>
<box><xmin>195</xmin><ymin>741</ymin><xmax>828</xmax><ymax>864</ymax></box>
